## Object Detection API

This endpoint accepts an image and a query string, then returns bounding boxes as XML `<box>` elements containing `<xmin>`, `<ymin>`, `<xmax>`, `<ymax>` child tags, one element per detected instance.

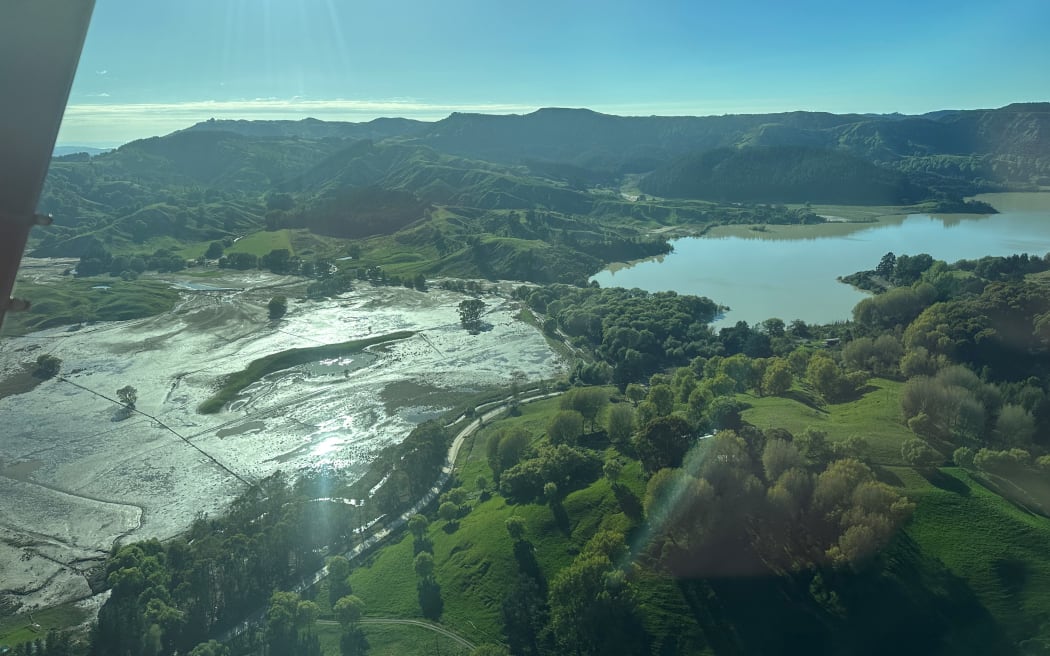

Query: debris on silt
<box><xmin>0</xmin><ymin>269</ymin><xmax>565</xmax><ymax>612</ymax></box>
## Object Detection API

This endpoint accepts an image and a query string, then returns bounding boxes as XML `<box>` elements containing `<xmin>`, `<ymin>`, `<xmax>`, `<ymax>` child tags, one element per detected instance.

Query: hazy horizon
<box><xmin>54</xmin><ymin>99</ymin><xmax>1049</xmax><ymax>150</ymax></box>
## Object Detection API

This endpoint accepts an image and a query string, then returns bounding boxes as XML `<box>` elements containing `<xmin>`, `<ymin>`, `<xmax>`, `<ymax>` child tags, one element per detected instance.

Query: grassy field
<box><xmin>903</xmin><ymin>468</ymin><xmax>1050</xmax><ymax>643</ymax></box>
<box><xmin>737</xmin><ymin>378</ymin><xmax>910</xmax><ymax>464</ymax></box>
<box><xmin>349</xmin><ymin>380</ymin><xmax>1050</xmax><ymax>652</ymax></box>
<box><xmin>225</xmin><ymin>229</ymin><xmax>296</xmax><ymax>256</ymax></box>
<box><xmin>2</xmin><ymin>278</ymin><xmax>181</xmax><ymax>337</ymax></box>
<box><xmin>0</xmin><ymin>602</ymin><xmax>89</xmax><ymax>647</ymax></box>
<box><xmin>742</xmin><ymin>380</ymin><xmax>1050</xmax><ymax>647</ymax></box>
<box><xmin>347</xmin><ymin>397</ymin><xmax>572</xmax><ymax>637</ymax></box>
<box><xmin>197</xmin><ymin>331</ymin><xmax>415</xmax><ymax>413</ymax></box>
<box><xmin>345</xmin><ymin>392</ymin><xmax>709</xmax><ymax>653</ymax></box>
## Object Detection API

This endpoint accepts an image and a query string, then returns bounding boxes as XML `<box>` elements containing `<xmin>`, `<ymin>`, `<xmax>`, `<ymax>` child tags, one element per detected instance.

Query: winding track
<box><xmin>317</xmin><ymin>618</ymin><xmax>477</xmax><ymax>651</ymax></box>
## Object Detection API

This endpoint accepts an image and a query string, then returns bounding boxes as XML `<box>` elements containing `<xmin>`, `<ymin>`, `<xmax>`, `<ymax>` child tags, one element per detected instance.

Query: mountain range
<box><xmin>33</xmin><ymin>103</ymin><xmax>1049</xmax><ymax>260</ymax></box>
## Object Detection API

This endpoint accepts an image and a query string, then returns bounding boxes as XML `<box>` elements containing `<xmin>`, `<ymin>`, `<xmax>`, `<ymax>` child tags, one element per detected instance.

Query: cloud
<box><xmin>86</xmin><ymin>92</ymin><xmax>111</xmax><ymax>98</ymax></box>
<box><xmin>95</xmin><ymin>69</ymin><xmax>108</xmax><ymax>75</ymax></box>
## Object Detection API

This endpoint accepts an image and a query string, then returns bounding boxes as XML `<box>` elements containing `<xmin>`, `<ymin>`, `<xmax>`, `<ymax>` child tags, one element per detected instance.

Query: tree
<box><xmin>333</xmin><ymin>596</ymin><xmax>368</xmax><ymax>656</ymax></box>
<box><xmin>762</xmin><ymin>317</ymin><xmax>787</xmax><ymax>338</ymax></box>
<box><xmin>606</xmin><ymin>403</ymin><xmax>635</xmax><ymax>444</ymax></box>
<box><xmin>438</xmin><ymin>501</ymin><xmax>458</xmax><ymax>526</ymax></box>
<box><xmin>564</xmin><ymin>387</ymin><xmax>608</xmax><ymax>431</ymax></box>
<box><xmin>634</xmin><ymin>415</ymin><xmax>694</xmax><ymax>472</ymax></box>
<box><xmin>707</xmin><ymin>396</ymin><xmax>744</xmax><ymax>430</ymax></box>
<box><xmin>806</xmin><ymin>353</ymin><xmax>864</xmax><ymax>402</ymax></box>
<box><xmin>336</xmin><ymin>591</ymin><xmax>369</xmax><ymax>629</ymax></box>
<box><xmin>842</xmin><ymin>335</ymin><xmax>903</xmax><ymax>376</ymax></box>
<box><xmin>994</xmin><ymin>404</ymin><xmax>1036</xmax><ymax>447</ymax></box>
<box><xmin>900</xmin><ymin>346</ymin><xmax>940</xmax><ymax>378</ymax></box>
<box><xmin>205</xmin><ymin>242</ymin><xmax>224</xmax><ymax>259</ymax></box>
<box><xmin>408</xmin><ymin>514</ymin><xmax>428</xmax><ymax>540</ymax></box>
<box><xmin>762</xmin><ymin>358</ymin><xmax>793</xmax><ymax>396</ymax></box>
<box><xmin>547</xmin><ymin>410</ymin><xmax>584</xmax><ymax>445</ymax></box>
<box><xmin>445</xmin><ymin>487</ymin><xmax>468</xmax><ymax>506</ymax></box>
<box><xmin>648</xmin><ymin>384</ymin><xmax>675</xmax><ymax>416</ymax></box>
<box><xmin>505</xmin><ymin>516</ymin><xmax>527</xmax><ymax>542</ymax></box>
<box><xmin>718</xmin><ymin>354</ymin><xmax>756</xmax><ymax>392</ymax></box>
<box><xmin>268</xmin><ymin>295</ymin><xmax>288</xmax><ymax>320</ymax></box>
<box><xmin>458</xmin><ymin>299</ymin><xmax>486</xmax><ymax>331</ymax></box>
<box><xmin>953</xmin><ymin>446</ymin><xmax>976</xmax><ymax>468</ymax></box>
<box><xmin>267</xmin><ymin>591</ymin><xmax>304</xmax><ymax>654</ymax></box>
<box><xmin>32</xmin><ymin>354</ymin><xmax>61</xmax><ymax>379</ymax></box>
<box><xmin>876</xmin><ymin>251</ymin><xmax>896</xmax><ymax>278</ymax></box>
<box><xmin>414</xmin><ymin>551</ymin><xmax>435</xmax><ymax>579</ymax></box>
<box><xmin>117</xmin><ymin>385</ymin><xmax>137</xmax><ymax>409</ymax></box>
<box><xmin>762</xmin><ymin>439</ymin><xmax>805</xmax><ymax>482</ymax></box>
<box><xmin>603</xmin><ymin>458</ymin><xmax>623</xmax><ymax>483</ymax></box>
<box><xmin>548</xmin><ymin>553</ymin><xmax>645</xmax><ymax>656</ymax></box>
<box><xmin>261</xmin><ymin>248</ymin><xmax>292</xmax><ymax>274</ymax></box>
<box><xmin>189</xmin><ymin>641</ymin><xmax>229</xmax><ymax>656</ymax></box>
<box><xmin>327</xmin><ymin>556</ymin><xmax>353</xmax><ymax>606</ymax></box>
<box><xmin>498</xmin><ymin>428</ymin><xmax>531</xmax><ymax>472</ymax></box>
<box><xmin>901</xmin><ymin>439</ymin><xmax>942</xmax><ymax>469</ymax></box>
<box><xmin>625</xmin><ymin>383</ymin><xmax>646</xmax><ymax>406</ymax></box>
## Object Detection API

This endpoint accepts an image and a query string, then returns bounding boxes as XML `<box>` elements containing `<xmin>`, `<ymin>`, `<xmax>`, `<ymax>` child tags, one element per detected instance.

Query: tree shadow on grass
<box><xmin>417</xmin><ymin>578</ymin><xmax>444</xmax><ymax>620</ymax></box>
<box><xmin>612</xmin><ymin>482</ymin><xmax>644</xmax><ymax>521</ymax></box>
<box><xmin>873</xmin><ymin>465</ymin><xmax>904</xmax><ymax>488</ymax></box>
<box><xmin>551</xmin><ymin>502</ymin><xmax>571</xmax><ymax>536</ymax></box>
<box><xmin>922</xmin><ymin>469</ymin><xmax>972</xmax><ymax>496</ymax></box>
<box><xmin>993</xmin><ymin>558</ymin><xmax>1029</xmax><ymax>599</ymax></box>
<box><xmin>513</xmin><ymin>540</ymin><xmax>547</xmax><ymax>593</ymax></box>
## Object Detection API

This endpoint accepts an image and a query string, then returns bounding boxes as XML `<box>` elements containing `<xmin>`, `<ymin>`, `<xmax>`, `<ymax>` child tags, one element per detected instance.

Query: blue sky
<box><xmin>59</xmin><ymin>0</ymin><xmax>1050</xmax><ymax>145</ymax></box>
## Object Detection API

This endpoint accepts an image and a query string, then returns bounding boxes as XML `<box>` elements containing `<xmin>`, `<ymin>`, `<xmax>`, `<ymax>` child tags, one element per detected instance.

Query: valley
<box><xmin>4</xmin><ymin>103</ymin><xmax>1050</xmax><ymax>655</ymax></box>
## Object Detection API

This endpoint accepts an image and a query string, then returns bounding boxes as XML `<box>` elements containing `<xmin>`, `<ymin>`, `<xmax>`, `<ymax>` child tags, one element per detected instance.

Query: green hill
<box><xmin>344</xmin><ymin>384</ymin><xmax>1050</xmax><ymax>655</ymax></box>
<box><xmin>640</xmin><ymin>146</ymin><xmax>925</xmax><ymax>204</ymax></box>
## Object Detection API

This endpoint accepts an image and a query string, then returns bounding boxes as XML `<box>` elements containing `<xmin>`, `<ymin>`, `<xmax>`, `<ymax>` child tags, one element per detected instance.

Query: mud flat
<box><xmin>0</xmin><ymin>271</ymin><xmax>564</xmax><ymax>613</ymax></box>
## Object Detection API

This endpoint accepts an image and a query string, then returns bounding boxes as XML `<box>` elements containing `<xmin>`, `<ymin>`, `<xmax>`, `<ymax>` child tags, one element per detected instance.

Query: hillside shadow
<box><xmin>854</xmin><ymin>383</ymin><xmax>882</xmax><ymax>398</ymax></box>
<box><xmin>551</xmin><ymin>502</ymin><xmax>571</xmax><ymax>536</ymax></box>
<box><xmin>923</xmin><ymin>469</ymin><xmax>971</xmax><ymax>496</ymax></box>
<box><xmin>873</xmin><ymin>465</ymin><xmax>904</xmax><ymax>488</ymax></box>
<box><xmin>612</xmin><ymin>482</ymin><xmax>643</xmax><ymax>521</ymax></box>
<box><xmin>783</xmin><ymin>390</ymin><xmax>829</xmax><ymax>414</ymax></box>
<box><xmin>675</xmin><ymin>534</ymin><xmax>1015</xmax><ymax>656</ymax></box>
<box><xmin>993</xmin><ymin>558</ymin><xmax>1029</xmax><ymax>600</ymax></box>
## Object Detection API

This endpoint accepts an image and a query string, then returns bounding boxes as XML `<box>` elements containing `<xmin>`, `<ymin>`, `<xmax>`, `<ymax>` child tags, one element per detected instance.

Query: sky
<box><xmin>58</xmin><ymin>0</ymin><xmax>1050</xmax><ymax>146</ymax></box>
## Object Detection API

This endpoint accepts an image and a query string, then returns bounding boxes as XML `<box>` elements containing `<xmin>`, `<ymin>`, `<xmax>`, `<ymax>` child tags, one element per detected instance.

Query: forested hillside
<box><xmin>639</xmin><ymin>146</ymin><xmax>925</xmax><ymax>204</ymax></box>
<box><xmin>36</xmin><ymin>103</ymin><xmax>1048</xmax><ymax>262</ymax></box>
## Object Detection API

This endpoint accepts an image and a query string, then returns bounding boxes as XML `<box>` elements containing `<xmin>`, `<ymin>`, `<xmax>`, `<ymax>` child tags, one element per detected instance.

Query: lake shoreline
<box><xmin>593</xmin><ymin>193</ymin><xmax>1050</xmax><ymax>327</ymax></box>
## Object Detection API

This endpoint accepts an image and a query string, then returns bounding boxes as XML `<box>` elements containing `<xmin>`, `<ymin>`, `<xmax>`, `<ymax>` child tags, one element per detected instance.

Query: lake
<box><xmin>592</xmin><ymin>193</ymin><xmax>1050</xmax><ymax>327</ymax></box>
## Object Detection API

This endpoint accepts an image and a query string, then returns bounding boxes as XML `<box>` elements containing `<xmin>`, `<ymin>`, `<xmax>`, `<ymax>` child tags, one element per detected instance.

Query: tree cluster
<box><xmin>643</xmin><ymin>429</ymin><xmax>914</xmax><ymax>576</ymax></box>
<box><xmin>89</xmin><ymin>471</ymin><xmax>358</xmax><ymax>655</ymax></box>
